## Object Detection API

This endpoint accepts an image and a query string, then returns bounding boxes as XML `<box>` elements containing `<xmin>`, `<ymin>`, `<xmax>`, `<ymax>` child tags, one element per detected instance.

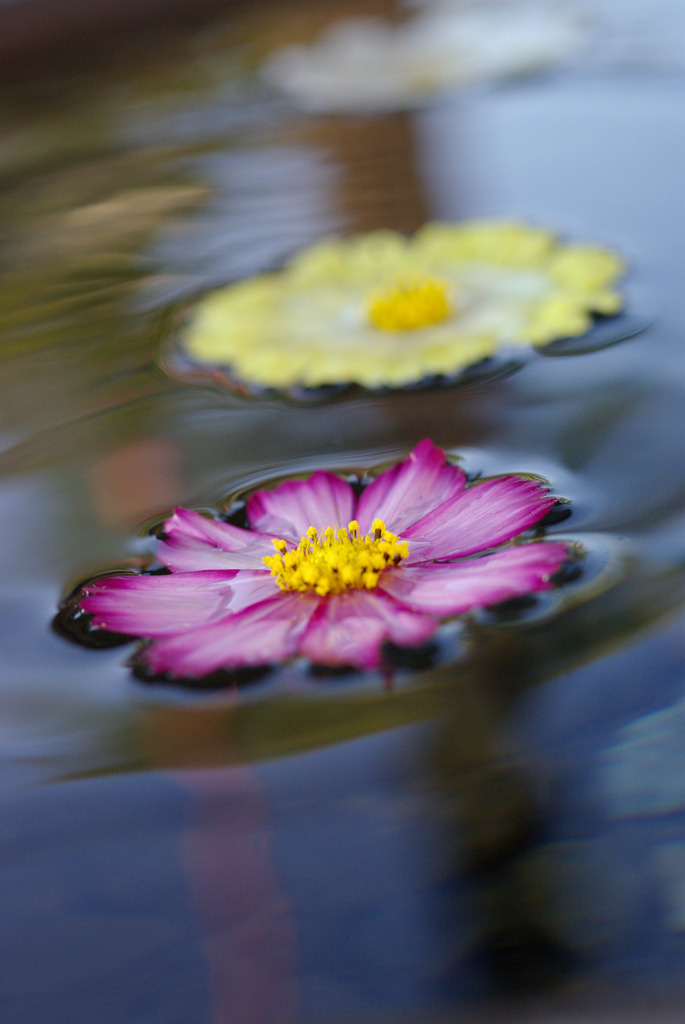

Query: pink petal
<box><xmin>404</xmin><ymin>476</ymin><xmax>557</xmax><ymax>562</ymax></box>
<box><xmin>158</xmin><ymin>508</ymin><xmax>274</xmax><ymax>571</ymax></box>
<box><xmin>356</xmin><ymin>439</ymin><xmax>467</xmax><ymax>534</ymax></box>
<box><xmin>210</xmin><ymin>570</ymin><xmax>281</xmax><ymax>613</ymax></box>
<box><xmin>144</xmin><ymin>592</ymin><xmax>319</xmax><ymax>678</ymax></box>
<box><xmin>299</xmin><ymin>591</ymin><xmax>437</xmax><ymax>669</ymax></box>
<box><xmin>81</xmin><ymin>570</ymin><xmax>239</xmax><ymax>636</ymax></box>
<box><xmin>380</xmin><ymin>542</ymin><xmax>569</xmax><ymax>616</ymax></box>
<box><xmin>246</xmin><ymin>471</ymin><xmax>356</xmax><ymax>541</ymax></box>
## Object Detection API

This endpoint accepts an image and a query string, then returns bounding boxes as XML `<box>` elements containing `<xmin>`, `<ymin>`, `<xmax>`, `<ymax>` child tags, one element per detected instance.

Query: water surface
<box><xmin>1</xmin><ymin>3</ymin><xmax>685</xmax><ymax>1022</ymax></box>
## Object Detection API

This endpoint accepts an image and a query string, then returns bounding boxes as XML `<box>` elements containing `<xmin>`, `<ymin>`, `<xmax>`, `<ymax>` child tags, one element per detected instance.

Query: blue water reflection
<box><xmin>510</xmin><ymin>609</ymin><xmax>685</xmax><ymax>990</ymax></box>
<box><xmin>0</xmin><ymin>1</ymin><xmax>684</xmax><ymax>1021</ymax></box>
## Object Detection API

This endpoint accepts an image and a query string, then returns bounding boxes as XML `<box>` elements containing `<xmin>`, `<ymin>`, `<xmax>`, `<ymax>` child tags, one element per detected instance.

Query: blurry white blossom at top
<box><xmin>261</xmin><ymin>2</ymin><xmax>591</xmax><ymax>114</ymax></box>
<box><xmin>575</xmin><ymin>0</ymin><xmax>685</xmax><ymax>73</ymax></box>
<box><xmin>412</xmin><ymin>0</ymin><xmax>685</xmax><ymax>76</ymax></box>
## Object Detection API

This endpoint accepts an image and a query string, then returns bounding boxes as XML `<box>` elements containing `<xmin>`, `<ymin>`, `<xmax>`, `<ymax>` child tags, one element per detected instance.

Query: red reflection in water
<box><xmin>177</xmin><ymin>765</ymin><xmax>300</xmax><ymax>1024</ymax></box>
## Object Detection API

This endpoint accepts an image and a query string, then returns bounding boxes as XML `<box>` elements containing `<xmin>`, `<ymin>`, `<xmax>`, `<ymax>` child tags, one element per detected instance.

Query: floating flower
<box><xmin>78</xmin><ymin>440</ymin><xmax>571</xmax><ymax>680</ymax></box>
<box><xmin>179</xmin><ymin>220</ymin><xmax>625</xmax><ymax>392</ymax></box>
<box><xmin>261</xmin><ymin>5</ymin><xmax>590</xmax><ymax>113</ymax></box>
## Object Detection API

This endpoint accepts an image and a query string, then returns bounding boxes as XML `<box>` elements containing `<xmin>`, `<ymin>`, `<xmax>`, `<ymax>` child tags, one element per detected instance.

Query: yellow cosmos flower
<box><xmin>181</xmin><ymin>220</ymin><xmax>625</xmax><ymax>392</ymax></box>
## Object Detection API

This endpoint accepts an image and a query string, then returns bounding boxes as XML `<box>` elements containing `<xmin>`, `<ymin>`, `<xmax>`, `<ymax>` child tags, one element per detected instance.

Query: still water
<box><xmin>1</xmin><ymin>2</ymin><xmax>685</xmax><ymax>1021</ymax></box>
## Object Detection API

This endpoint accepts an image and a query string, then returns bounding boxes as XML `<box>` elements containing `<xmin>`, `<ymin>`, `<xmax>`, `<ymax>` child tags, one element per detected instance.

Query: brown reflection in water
<box><xmin>247</xmin><ymin>0</ymin><xmax>427</xmax><ymax>237</ymax></box>
<box><xmin>238</xmin><ymin>0</ymin><xmax>403</xmax><ymax>56</ymax></box>
<box><xmin>430</xmin><ymin>666</ymin><xmax>565</xmax><ymax>992</ymax></box>
<box><xmin>9</xmin><ymin>185</ymin><xmax>208</xmax><ymax>271</ymax></box>
<box><xmin>142</xmin><ymin>704</ymin><xmax>244</xmax><ymax>773</ymax></box>
<box><xmin>146</xmin><ymin>704</ymin><xmax>300</xmax><ymax>1024</ymax></box>
<box><xmin>177</xmin><ymin>766</ymin><xmax>300</xmax><ymax>1024</ymax></box>
<box><xmin>87</xmin><ymin>439</ymin><xmax>180</xmax><ymax>529</ymax></box>
<box><xmin>295</xmin><ymin>113</ymin><xmax>429</xmax><ymax>236</ymax></box>
<box><xmin>432</xmin><ymin>674</ymin><xmax>530</xmax><ymax>874</ymax></box>
<box><xmin>0</xmin><ymin>0</ymin><xmax>404</xmax><ymax>89</ymax></box>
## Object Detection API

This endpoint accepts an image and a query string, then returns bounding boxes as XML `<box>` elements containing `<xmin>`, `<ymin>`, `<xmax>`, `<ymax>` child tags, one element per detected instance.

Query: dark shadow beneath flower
<box><xmin>540</xmin><ymin>310</ymin><xmax>652</xmax><ymax>357</ymax></box>
<box><xmin>478</xmin><ymin>552</ymin><xmax>585</xmax><ymax>628</ymax></box>
<box><xmin>307</xmin><ymin>662</ymin><xmax>359</xmax><ymax>682</ymax></box>
<box><xmin>483</xmin><ymin>594</ymin><xmax>541</xmax><ymax>625</ymax></box>
<box><xmin>163</xmin><ymin>344</ymin><xmax>529</xmax><ymax>407</ymax></box>
<box><xmin>465</xmin><ymin>925</ymin><xmax>576</xmax><ymax>996</ymax></box>
<box><xmin>54</xmin><ymin>584</ymin><xmax>135</xmax><ymax>649</ymax></box>
<box><xmin>534</xmin><ymin>502</ymin><xmax>572</xmax><ymax>530</ymax></box>
<box><xmin>381</xmin><ymin>638</ymin><xmax>441</xmax><ymax>673</ymax></box>
<box><xmin>550</xmin><ymin>560</ymin><xmax>584</xmax><ymax>586</ymax></box>
<box><xmin>129</xmin><ymin>649</ymin><xmax>273</xmax><ymax>691</ymax></box>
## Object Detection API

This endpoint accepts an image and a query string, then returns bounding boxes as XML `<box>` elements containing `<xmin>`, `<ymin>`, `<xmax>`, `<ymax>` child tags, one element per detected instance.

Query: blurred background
<box><xmin>0</xmin><ymin>1</ymin><xmax>685</xmax><ymax>1022</ymax></box>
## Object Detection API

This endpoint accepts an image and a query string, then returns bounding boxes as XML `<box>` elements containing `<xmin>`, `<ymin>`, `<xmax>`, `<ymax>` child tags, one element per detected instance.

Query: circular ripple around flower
<box><xmin>64</xmin><ymin>439</ymin><xmax>582</xmax><ymax>685</ymax></box>
<box><xmin>175</xmin><ymin>220</ymin><xmax>626</xmax><ymax>396</ymax></box>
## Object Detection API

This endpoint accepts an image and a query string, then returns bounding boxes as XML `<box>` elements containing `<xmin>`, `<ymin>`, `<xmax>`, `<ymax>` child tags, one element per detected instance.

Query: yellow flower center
<box><xmin>262</xmin><ymin>519</ymin><xmax>409</xmax><ymax>597</ymax></box>
<box><xmin>367</xmin><ymin>277</ymin><xmax>452</xmax><ymax>332</ymax></box>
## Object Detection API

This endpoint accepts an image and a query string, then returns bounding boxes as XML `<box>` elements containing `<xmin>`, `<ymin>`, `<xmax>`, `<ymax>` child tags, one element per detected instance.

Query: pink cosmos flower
<box><xmin>80</xmin><ymin>440</ymin><xmax>570</xmax><ymax>679</ymax></box>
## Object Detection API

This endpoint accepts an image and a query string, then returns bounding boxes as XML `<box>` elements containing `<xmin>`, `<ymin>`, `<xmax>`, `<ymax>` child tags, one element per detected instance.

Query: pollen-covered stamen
<box><xmin>367</xmin><ymin>276</ymin><xmax>453</xmax><ymax>332</ymax></box>
<box><xmin>263</xmin><ymin>518</ymin><xmax>409</xmax><ymax>596</ymax></box>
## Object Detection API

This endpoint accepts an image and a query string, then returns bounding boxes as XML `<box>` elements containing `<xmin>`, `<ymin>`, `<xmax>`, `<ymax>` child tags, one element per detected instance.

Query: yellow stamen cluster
<box><xmin>367</xmin><ymin>277</ymin><xmax>452</xmax><ymax>332</ymax></box>
<box><xmin>263</xmin><ymin>519</ymin><xmax>409</xmax><ymax>596</ymax></box>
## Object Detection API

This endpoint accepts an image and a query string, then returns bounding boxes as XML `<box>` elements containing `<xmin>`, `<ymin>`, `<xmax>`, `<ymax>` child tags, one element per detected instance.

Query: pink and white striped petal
<box><xmin>299</xmin><ymin>591</ymin><xmax>437</xmax><ymax>669</ymax></box>
<box><xmin>144</xmin><ymin>592</ymin><xmax>319</xmax><ymax>677</ymax></box>
<box><xmin>158</xmin><ymin>508</ymin><xmax>274</xmax><ymax>571</ymax></box>
<box><xmin>246</xmin><ymin>470</ymin><xmax>357</xmax><ymax>541</ymax></box>
<box><xmin>356</xmin><ymin>438</ymin><xmax>467</xmax><ymax>534</ymax></box>
<box><xmin>403</xmin><ymin>476</ymin><xmax>557</xmax><ymax>562</ymax></box>
<box><xmin>81</xmin><ymin>570</ymin><xmax>238</xmax><ymax>636</ymax></box>
<box><xmin>210</xmin><ymin>569</ymin><xmax>280</xmax><ymax>613</ymax></box>
<box><xmin>380</xmin><ymin>542</ymin><xmax>569</xmax><ymax>616</ymax></box>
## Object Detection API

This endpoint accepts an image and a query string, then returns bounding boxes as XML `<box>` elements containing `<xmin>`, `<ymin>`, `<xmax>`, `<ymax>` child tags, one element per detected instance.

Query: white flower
<box><xmin>577</xmin><ymin>0</ymin><xmax>685</xmax><ymax>73</ymax></box>
<box><xmin>261</xmin><ymin>4</ymin><xmax>590</xmax><ymax>114</ymax></box>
